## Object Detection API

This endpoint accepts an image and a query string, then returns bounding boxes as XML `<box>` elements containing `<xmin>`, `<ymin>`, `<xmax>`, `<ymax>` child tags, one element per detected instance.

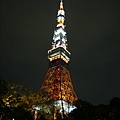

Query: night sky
<box><xmin>1</xmin><ymin>0</ymin><xmax>120</xmax><ymax>105</ymax></box>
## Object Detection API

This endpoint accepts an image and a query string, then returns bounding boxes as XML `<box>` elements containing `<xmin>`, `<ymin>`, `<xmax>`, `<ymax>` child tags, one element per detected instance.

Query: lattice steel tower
<box><xmin>38</xmin><ymin>0</ymin><xmax>78</xmax><ymax>119</ymax></box>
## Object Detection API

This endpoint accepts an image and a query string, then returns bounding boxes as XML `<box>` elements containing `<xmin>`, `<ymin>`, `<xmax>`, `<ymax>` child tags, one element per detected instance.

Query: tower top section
<box><xmin>57</xmin><ymin>0</ymin><xmax>65</xmax><ymax>28</ymax></box>
<box><xmin>60</xmin><ymin>0</ymin><xmax>64</xmax><ymax>9</ymax></box>
<box><xmin>48</xmin><ymin>0</ymin><xmax>71</xmax><ymax>63</ymax></box>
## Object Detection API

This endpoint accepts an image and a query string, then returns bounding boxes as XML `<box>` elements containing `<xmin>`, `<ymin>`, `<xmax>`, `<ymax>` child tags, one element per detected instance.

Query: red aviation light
<box><xmin>54</xmin><ymin>67</ymin><xmax>62</xmax><ymax>75</ymax></box>
<box><xmin>57</xmin><ymin>67</ymin><xmax>61</xmax><ymax>71</ymax></box>
<box><xmin>55</xmin><ymin>66</ymin><xmax>62</xmax><ymax>71</ymax></box>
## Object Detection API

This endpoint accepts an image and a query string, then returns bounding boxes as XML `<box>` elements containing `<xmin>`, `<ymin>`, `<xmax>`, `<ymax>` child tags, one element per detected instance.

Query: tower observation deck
<box><xmin>37</xmin><ymin>0</ymin><xmax>78</xmax><ymax>119</ymax></box>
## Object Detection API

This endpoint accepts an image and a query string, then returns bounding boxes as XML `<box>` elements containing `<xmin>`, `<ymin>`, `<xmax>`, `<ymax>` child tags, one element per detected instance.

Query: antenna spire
<box><xmin>48</xmin><ymin>0</ymin><xmax>69</xmax><ymax>58</ymax></box>
<box><xmin>60</xmin><ymin>0</ymin><xmax>64</xmax><ymax>10</ymax></box>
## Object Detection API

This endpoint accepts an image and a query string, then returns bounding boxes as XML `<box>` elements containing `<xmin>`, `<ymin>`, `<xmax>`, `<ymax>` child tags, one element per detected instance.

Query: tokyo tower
<box><xmin>37</xmin><ymin>0</ymin><xmax>78</xmax><ymax>119</ymax></box>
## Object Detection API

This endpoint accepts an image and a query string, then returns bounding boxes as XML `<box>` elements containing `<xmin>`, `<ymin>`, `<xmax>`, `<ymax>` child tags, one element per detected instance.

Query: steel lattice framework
<box><xmin>38</xmin><ymin>61</ymin><xmax>77</xmax><ymax>104</ymax></box>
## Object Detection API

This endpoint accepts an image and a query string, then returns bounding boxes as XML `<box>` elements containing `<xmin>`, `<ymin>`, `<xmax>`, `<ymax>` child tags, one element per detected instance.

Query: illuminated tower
<box><xmin>38</xmin><ymin>0</ymin><xmax>78</xmax><ymax>119</ymax></box>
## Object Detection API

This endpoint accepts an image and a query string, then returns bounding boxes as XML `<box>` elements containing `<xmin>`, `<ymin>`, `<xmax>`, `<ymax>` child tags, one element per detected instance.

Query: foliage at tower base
<box><xmin>68</xmin><ymin>98</ymin><xmax>120</xmax><ymax>120</ymax></box>
<box><xmin>0</xmin><ymin>78</ymin><xmax>49</xmax><ymax>120</ymax></box>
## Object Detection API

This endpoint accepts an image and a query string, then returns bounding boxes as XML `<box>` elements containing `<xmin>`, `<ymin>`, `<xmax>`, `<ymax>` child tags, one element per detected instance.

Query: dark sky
<box><xmin>1</xmin><ymin>0</ymin><xmax>120</xmax><ymax>105</ymax></box>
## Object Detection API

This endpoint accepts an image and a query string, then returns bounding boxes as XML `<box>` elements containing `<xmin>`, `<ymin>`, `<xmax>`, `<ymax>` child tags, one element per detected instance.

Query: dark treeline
<box><xmin>70</xmin><ymin>97</ymin><xmax>120</xmax><ymax>120</ymax></box>
<box><xmin>0</xmin><ymin>78</ymin><xmax>120</xmax><ymax>120</ymax></box>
